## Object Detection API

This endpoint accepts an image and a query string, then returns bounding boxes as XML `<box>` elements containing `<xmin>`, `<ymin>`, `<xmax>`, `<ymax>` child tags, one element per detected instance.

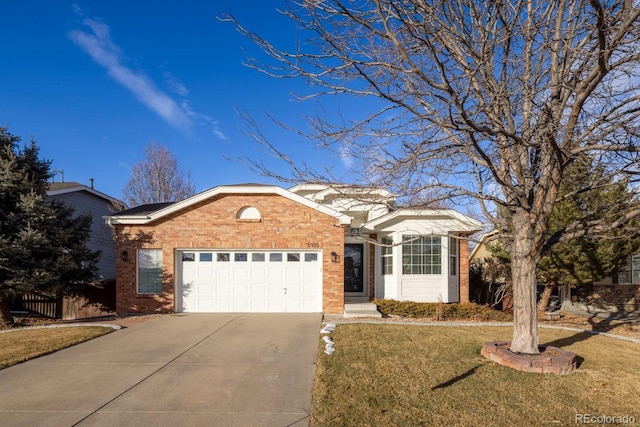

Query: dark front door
<box><xmin>344</xmin><ymin>244</ymin><xmax>364</xmax><ymax>293</ymax></box>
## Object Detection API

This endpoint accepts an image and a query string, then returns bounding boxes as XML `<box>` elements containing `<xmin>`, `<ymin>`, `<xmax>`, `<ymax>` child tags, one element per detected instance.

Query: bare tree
<box><xmin>123</xmin><ymin>141</ymin><xmax>196</xmax><ymax>207</ymax></box>
<box><xmin>227</xmin><ymin>0</ymin><xmax>640</xmax><ymax>354</ymax></box>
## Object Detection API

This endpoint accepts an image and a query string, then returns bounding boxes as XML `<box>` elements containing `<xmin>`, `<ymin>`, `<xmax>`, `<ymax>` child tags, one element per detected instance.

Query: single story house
<box><xmin>106</xmin><ymin>183</ymin><xmax>482</xmax><ymax>314</ymax></box>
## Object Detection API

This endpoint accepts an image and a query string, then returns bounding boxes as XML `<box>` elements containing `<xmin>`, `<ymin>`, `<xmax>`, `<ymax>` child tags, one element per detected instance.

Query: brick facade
<box><xmin>459</xmin><ymin>239</ymin><xmax>470</xmax><ymax>303</ymax></box>
<box><xmin>574</xmin><ymin>284</ymin><xmax>639</xmax><ymax>312</ymax></box>
<box><xmin>114</xmin><ymin>193</ymin><xmax>345</xmax><ymax>314</ymax></box>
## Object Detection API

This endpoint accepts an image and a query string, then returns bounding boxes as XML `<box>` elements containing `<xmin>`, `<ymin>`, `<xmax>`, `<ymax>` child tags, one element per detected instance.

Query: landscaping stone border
<box><xmin>481</xmin><ymin>340</ymin><xmax>577</xmax><ymax>374</ymax></box>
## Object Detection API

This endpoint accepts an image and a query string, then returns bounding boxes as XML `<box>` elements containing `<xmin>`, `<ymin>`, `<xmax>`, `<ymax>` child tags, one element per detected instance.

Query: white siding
<box><xmin>399</xmin><ymin>276</ymin><xmax>444</xmax><ymax>302</ymax></box>
<box><xmin>447</xmin><ymin>276</ymin><xmax>460</xmax><ymax>302</ymax></box>
<box><xmin>377</xmin><ymin>230</ymin><xmax>458</xmax><ymax>303</ymax></box>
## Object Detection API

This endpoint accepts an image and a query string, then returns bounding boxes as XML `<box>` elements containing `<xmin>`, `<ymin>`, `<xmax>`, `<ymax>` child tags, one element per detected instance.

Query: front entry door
<box><xmin>344</xmin><ymin>244</ymin><xmax>364</xmax><ymax>293</ymax></box>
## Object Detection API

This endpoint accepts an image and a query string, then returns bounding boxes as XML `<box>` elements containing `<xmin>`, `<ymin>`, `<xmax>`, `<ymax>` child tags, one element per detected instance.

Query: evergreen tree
<box><xmin>536</xmin><ymin>157</ymin><xmax>640</xmax><ymax>312</ymax></box>
<box><xmin>0</xmin><ymin>126</ymin><xmax>100</xmax><ymax>327</ymax></box>
<box><xmin>482</xmin><ymin>156</ymin><xmax>640</xmax><ymax>314</ymax></box>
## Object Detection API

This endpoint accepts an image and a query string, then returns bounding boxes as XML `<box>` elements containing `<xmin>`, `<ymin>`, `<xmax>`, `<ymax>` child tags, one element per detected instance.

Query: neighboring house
<box><xmin>469</xmin><ymin>230</ymin><xmax>499</xmax><ymax>265</ymax></box>
<box><xmin>106</xmin><ymin>183</ymin><xmax>482</xmax><ymax>315</ymax></box>
<box><xmin>471</xmin><ymin>230</ymin><xmax>640</xmax><ymax>314</ymax></box>
<box><xmin>569</xmin><ymin>254</ymin><xmax>640</xmax><ymax>314</ymax></box>
<box><xmin>468</xmin><ymin>230</ymin><xmax>513</xmax><ymax>310</ymax></box>
<box><xmin>47</xmin><ymin>181</ymin><xmax>127</xmax><ymax>280</ymax></box>
<box><xmin>13</xmin><ymin>181</ymin><xmax>127</xmax><ymax>320</ymax></box>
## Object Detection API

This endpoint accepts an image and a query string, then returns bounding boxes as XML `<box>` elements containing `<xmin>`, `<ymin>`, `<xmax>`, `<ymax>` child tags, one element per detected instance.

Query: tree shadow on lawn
<box><xmin>431</xmin><ymin>364</ymin><xmax>482</xmax><ymax>390</ymax></box>
<box><xmin>539</xmin><ymin>312</ymin><xmax>638</xmax><ymax>369</ymax></box>
<box><xmin>545</xmin><ymin>309</ymin><xmax>638</xmax><ymax>350</ymax></box>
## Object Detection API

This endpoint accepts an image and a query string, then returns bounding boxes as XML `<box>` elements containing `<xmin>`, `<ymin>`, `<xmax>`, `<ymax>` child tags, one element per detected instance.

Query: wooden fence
<box><xmin>16</xmin><ymin>281</ymin><xmax>116</xmax><ymax>320</ymax></box>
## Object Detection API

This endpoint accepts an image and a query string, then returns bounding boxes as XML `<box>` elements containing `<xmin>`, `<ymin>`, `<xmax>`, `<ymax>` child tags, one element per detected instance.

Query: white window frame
<box><xmin>402</xmin><ymin>235</ymin><xmax>442</xmax><ymax>275</ymax></box>
<box><xmin>137</xmin><ymin>249</ymin><xmax>163</xmax><ymax>294</ymax></box>
<box><xmin>617</xmin><ymin>253</ymin><xmax>640</xmax><ymax>284</ymax></box>
<box><xmin>381</xmin><ymin>236</ymin><xmax>393</xmax><ymax>275</ymax></box>
<box><xmin>449</xmin><ymin>236</ymin><xmax>458</xmax><ymax>276</ymax></box>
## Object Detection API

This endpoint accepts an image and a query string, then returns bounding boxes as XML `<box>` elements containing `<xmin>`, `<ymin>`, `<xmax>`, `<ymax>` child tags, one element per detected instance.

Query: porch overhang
<box><xmin>363</xmin><ymin>208</ymin><xmax>483</xmax><ymax>235</ymax></box>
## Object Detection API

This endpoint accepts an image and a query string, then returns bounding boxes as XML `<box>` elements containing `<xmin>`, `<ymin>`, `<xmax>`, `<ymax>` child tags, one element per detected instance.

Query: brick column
<box><xmin>459</xmin><ymin>238</ymin><xmax>470</xmax><ymax>303</ymax></box>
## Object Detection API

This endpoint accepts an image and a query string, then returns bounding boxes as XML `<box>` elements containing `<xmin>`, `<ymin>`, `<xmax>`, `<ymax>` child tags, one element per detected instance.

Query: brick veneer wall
<box><xmin>459</xmin><ymin>239</ymin><xmax>470</xmax><ymax>303</ymax></box>
<box><xmin>575</xmin><ymin>284</ymin><xmax>639</xmax><ymax>312</ymax></box>
<box><xmin>115</xmin><ymin>193</ymin><xmax>345</xmax><ymax>314</ymax></box>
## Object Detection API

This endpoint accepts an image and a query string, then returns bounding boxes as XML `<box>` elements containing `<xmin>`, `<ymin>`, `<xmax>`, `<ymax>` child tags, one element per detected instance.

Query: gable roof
<box><xmin>106</xmin><ymin>184</ymin><xmax>352</xmax><ymax>226</ymax></box>
<box><xmin>48</xmin><ymin>182</ymin><xmax>127</xmax><ymax>210</ymax></box>
<box><xmin>289</xmin><ymin>183</ymin><xmax>395</xmax><ymax>202</ymax></box>
<box><xmin>469</xmin><ymin>229</ymin><xmax>500</xmax><ymax>262</ymax></box>
<box><xmin>364</xmin><ymin>208</ymin><xmax>483</xmax><ymax>234</ymax></box>
<box><xmin>115</xmin><ymin>202</ymin><xmax>175</xmax><ymax>216</ymax></box>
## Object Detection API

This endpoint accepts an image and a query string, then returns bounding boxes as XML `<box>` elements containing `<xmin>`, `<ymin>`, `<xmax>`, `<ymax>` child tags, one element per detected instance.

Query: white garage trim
<box><xmin>176</xmin><ymin>250</ymin><xmax>323</xmax><ymax>313</ymax></box>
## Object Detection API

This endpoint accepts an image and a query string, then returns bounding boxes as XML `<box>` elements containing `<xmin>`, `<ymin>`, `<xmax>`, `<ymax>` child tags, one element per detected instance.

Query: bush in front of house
<box><xmin>372</xmin><ymin>299</ymin><xmax>513</xmax><ymax>322</ymax></box>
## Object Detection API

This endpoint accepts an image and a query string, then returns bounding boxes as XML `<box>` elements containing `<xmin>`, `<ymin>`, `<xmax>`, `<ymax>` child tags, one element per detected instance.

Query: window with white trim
<box><xmin>381</xmin><ymin>236</ymin><xmax>393</xmax><ymax>275</ymax></box>
<box><xmin>402</xmin><ymin>235</ymin><xmax>442</xmax><ymax>274</ymax></box>
<box><xmin>137</xmin><ymin>249</ymin><xmax>163</xmax><ymax>294</ymax></box>
<box><xmin>236</xmin><ymin>206</ymin><xmax>261</xmax><ymax>221</ymax></box>
<box><xmin>449</xmin><ymin>236</ymin><xmax>458</xmax><ymax>276</ymax></box>
<box><xmin>617</xmin><ymin>253</ymin><xmax>640</xmax><ymax>284</ymax></box>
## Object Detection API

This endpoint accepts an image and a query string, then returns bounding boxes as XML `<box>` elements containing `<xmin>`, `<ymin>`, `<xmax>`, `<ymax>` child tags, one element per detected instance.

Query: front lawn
<box><xmin>0</xmin><ymin>326</ymin><xmax>114</xmax><ymax>369</ymax></box>
<box><xmin>311</xmin><ymin>324</ymin><xmax>640</xmax><ymax>426</ymax></box>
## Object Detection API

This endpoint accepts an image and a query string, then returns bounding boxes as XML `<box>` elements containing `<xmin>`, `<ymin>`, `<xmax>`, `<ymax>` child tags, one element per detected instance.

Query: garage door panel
<box><xmin>232</xmin><ymin>300</ymin><xmax>249</xmax><ymax>311</ymax></box>
<box><xmin>232</xmin><ymin>268</ymin><xmax>249</xmax><ymax>278</ymax></box>
<box><xmin>180</xmin><ymin>250</ymin><xmax>321</xmax><ymax>313</ymax></box>
<box><xmin>267</xmin><ymin>267</ymin><xmax>284</xmax><ymax>277</ymax></box>
<box><xmin>216</xmin><ymin>269</ymin><xmax>230</xmax><ymax>279</ymax></box>
<box><xmin>286</xmin><ymin>269</ymin><xmax>301</xmax><ymax>278</ymax></box>
<box><xmin>197</xmin><ymin>268</ymin><xmax>213</xmax><ymax>277</ymax></box>
<box><xmin>302</xmin><ymin>267</ymin><xmax>317</xmax><ymax>278</ymax></box>
<box><xmin>215</xmin><ymin>283</ymin><xmax>230</xmax><ymax>294</ymax></box>
<box><xmin>251</xmin><ymin>267</ymin><xmax>267</xmax><ymax>278</ymax></box>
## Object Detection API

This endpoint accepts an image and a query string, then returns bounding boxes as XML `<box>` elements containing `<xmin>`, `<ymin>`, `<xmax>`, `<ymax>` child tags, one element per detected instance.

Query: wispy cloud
<box><xmin>182</xmin><ymin>101</ymin><xmax>228</xmax><ymax>140</ymax></box>
<box><xmin>68</xmin><ymin>17</ymin><xmax>191</xmax><ymax>131</ymax></box>
<box><xmin>67</xmin><ymin>9</ymin><xmax>226</xmax><ymax>141</ymax></box>
<box><xmin>163</xmin><ymin>71</ymin><xmax>189</xmax><ymax>97</ymax></box>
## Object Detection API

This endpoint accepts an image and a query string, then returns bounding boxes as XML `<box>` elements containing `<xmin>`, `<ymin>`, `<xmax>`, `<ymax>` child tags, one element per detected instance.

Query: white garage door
<box><xmin>178</xmin><ymin>250</ymin><xmax>322</xmax><ymax>313</ymax></box>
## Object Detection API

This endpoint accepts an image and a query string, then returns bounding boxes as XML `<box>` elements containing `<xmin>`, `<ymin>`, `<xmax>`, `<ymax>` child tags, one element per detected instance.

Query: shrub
<box><xmin>372</xmin><ymin>299</ymin><xmax>512</xmax><ymax>322</ymax></box>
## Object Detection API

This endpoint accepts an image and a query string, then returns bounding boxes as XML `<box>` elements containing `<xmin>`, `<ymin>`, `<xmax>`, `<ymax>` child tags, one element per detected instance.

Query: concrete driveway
<box><xmin>0</xmin><ymin>313</ymin><xmax>322</xmax><ymax>427</ymax></box>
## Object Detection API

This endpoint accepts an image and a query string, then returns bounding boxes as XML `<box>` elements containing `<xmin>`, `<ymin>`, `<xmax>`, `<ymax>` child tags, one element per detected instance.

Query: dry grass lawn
<box><xmin>0</xmin><ymin>326</ymin><xmax>114</xmax><ymax>369</ymax></box>
<box><xmin>311</xmin><ymin>324</ymin><xmax>640</xmax><ymax>426</ymax></box>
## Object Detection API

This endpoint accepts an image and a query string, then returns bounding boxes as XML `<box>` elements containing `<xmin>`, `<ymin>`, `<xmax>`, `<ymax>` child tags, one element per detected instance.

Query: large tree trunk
<box><xmin>537</xmin><ymin>284</ymin><xmax>555</xmax><ymax>315</ymax></box>
<box><xmin>510</xmin><ymin>216</ymin><xmax>540</xmax><ymax>354</ymax></box>
<box><xmin>0</xmin><ymin>297</ymin><xmax>14</xmax><ymax>329</ymax></box>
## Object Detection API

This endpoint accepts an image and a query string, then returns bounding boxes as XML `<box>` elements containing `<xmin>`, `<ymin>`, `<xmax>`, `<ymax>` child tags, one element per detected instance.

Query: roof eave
<box><xmin>107</xmin><ymin>184</ymin><xmax>352</xmax><ymax>226</ymax></box>
<box><xmin>364</xmin><ymin>209</ymin><xmax>483</xmax><ymax>233</ymax></box>
<box><xmin>48</xmin><ymin>185</ymin><xmax>127</xmax><ymax>208</ymax></box>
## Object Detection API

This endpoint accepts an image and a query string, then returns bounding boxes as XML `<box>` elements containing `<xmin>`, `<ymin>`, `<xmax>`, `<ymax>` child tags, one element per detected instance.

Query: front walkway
<box><xmin>560</xmin><ymin>300</ymin><xmax>640</xmax><ymax>324</ymax></box>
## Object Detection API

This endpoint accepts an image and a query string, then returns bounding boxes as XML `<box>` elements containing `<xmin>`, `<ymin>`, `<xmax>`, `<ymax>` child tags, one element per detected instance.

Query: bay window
<box><xmin>402</xmin><ymin>235</ymin><xmax>442</xmax><ymax>274</ymax></box>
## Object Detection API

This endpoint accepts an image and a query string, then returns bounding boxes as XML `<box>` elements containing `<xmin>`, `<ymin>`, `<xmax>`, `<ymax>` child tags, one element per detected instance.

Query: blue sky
<box><xmin>1</xmin><ymin>1</ymin><xmax>351</xmax><ymax>202</ymax></box>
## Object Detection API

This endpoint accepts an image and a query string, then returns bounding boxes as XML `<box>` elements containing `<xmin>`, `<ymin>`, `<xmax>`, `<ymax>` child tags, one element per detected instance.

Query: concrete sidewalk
<box><xmin>560</xmin><ymin>301</ymin><xmax>640</xmax><ymax>324</ymax></box>
<box><xmin>0</xmin><ymin>313</ymin><xmax>322</xmax><ymax>427</ymax></box>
